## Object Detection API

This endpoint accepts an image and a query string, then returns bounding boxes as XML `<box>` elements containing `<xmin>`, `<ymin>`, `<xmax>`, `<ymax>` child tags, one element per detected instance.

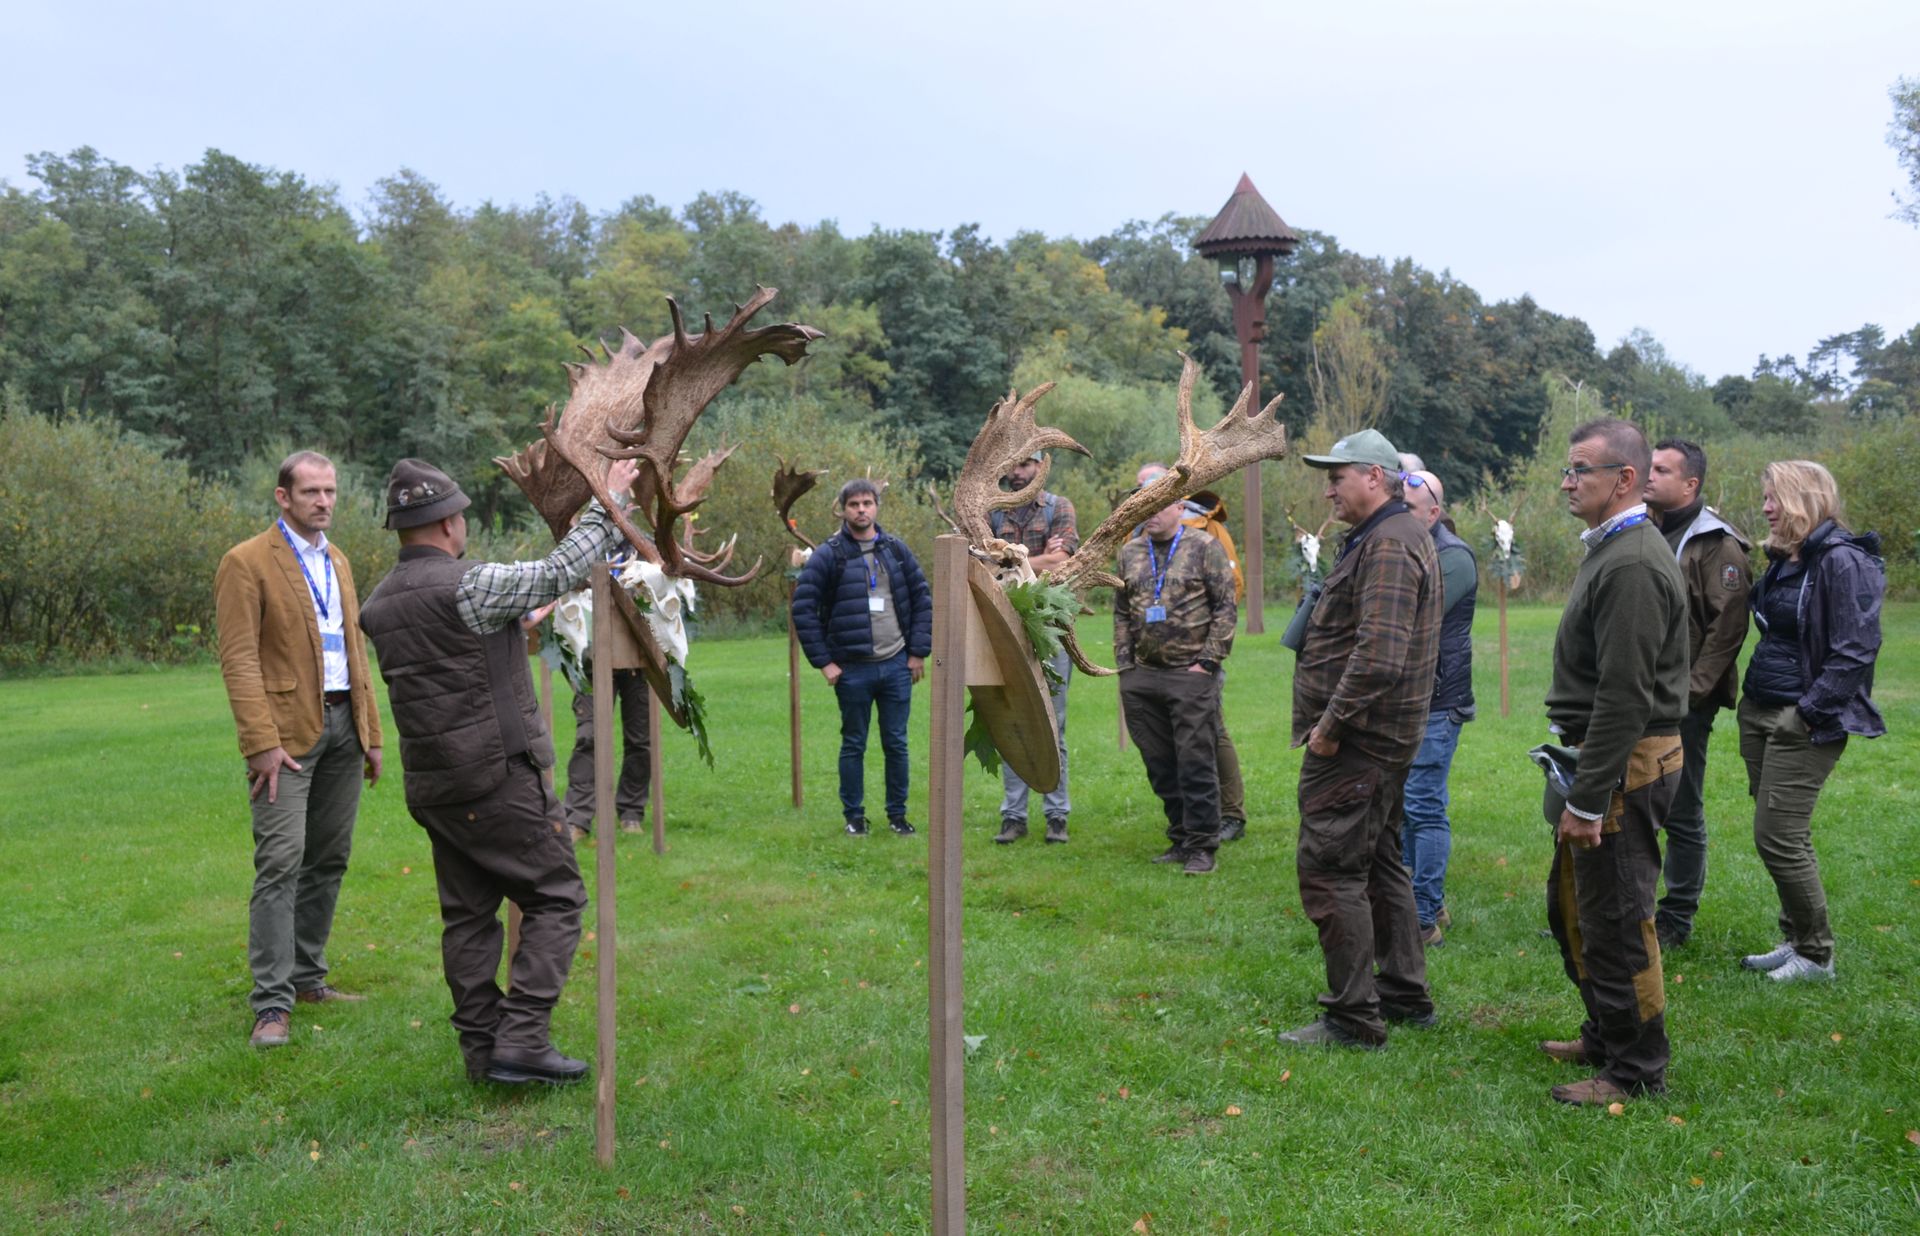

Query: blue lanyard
<box><xmin>862</xmin><ymin>542</ymin><xmax>880</xmax><ymax>592</ymax></box>
<box><xmin>1146</xmin><ymin>525</ymin><xmax>1184</xmax><ymax>603</ymax></box>
<box><xmin>279</xmin><ymin>520</ymin><xmax>333</xmax><ymax>621</ymax></box>
<box><xmin>1599</xmin><ymin>511</ymin><xmax>1650</xmax><ymax>543</ymax></box>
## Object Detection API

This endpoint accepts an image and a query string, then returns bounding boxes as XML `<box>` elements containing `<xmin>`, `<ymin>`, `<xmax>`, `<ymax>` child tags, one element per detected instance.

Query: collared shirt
<box><xmin>991</xmin><ymin>491</ymin><xmax>1079</xmax><ymax>560</ymax></box>
<box><xmin>456</xmin><ymin>501</ymin><xmax>627</xmax><ymax>634</ymax></box>
<box><xmin>1580</xmin><ymin>502</ymin><xmax>1650</xmax><ymax>553</ymax></box>
<box><xmin>282</xmin><ymin>523</ymin><xmax>349</xmax><ymax>690</ymax></box>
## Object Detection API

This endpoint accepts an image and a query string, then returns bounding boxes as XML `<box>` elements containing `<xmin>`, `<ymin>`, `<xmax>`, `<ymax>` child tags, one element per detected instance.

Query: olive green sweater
<box><xmin>1545</xmin><ymin>520</ymin><xmax>1688</xmax><ymax>815</ymax></box>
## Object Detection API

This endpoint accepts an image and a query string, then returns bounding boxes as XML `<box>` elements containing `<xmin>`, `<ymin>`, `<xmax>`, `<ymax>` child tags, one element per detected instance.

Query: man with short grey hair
<box><xmin>216</xmin><ymin>450</ymin><xmax>383</xmax><ymax>1049</ymax></box>
<box><xmin>1280</xmin><ymin>429</ymin><xmax>1441</xmax><ymax>1049</ymax></box>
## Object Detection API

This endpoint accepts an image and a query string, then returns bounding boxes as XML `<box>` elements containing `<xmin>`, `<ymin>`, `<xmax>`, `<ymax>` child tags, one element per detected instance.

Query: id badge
<box><xmin>1144</xmin><ymin>604</ymin><xmax>1166</xmax><ymax>624</ymax></box>
<box><xmin>869</xmin><ymin>595</ymin><xmax>887</xmax><ymax>613</ymax></box>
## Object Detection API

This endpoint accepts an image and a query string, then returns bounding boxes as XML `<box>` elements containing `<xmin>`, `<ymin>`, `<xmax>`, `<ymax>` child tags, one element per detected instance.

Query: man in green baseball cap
<box><xmin>1280</xmin><ymin>425</ymin><xmax>1444</xmax><ymax>1049</ymax></box>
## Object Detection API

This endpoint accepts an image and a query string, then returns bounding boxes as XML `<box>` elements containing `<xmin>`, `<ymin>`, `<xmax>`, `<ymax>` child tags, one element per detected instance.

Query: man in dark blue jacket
<box><xmin>790</xmin><ymin>479</ymin><xmax>932</xmax><ymax>836</ymax></box>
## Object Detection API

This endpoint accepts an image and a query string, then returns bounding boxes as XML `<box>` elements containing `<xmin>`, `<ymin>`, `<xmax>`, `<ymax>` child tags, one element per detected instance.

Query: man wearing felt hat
<box><xmin>358</xmin><ymin>455</ymin><xmax>639</xmax><ymax>1087</ymax></box>
<box><xmin>1279</xmin><ymin>428</ymin><xmax>1442</xmax><ymax>1050</ymax></box>
<box><xmin>216</xmin><ymin>449</ymin><xmax>384</xmax><ymax>1050</ymax></box>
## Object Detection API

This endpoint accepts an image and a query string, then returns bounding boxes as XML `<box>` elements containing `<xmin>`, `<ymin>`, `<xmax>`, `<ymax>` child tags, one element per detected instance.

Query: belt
<box><xmin>324</xmin><ymin>690</ymin><xmax>352</xmax><ymax>706</ymax></box>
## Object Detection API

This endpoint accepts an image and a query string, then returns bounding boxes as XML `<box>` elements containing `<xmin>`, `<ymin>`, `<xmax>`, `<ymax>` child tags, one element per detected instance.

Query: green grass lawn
<box><xmin>2</xmin><ymin>604</ymin><xmax>1917</xmax><ymax>1233</ymax></box>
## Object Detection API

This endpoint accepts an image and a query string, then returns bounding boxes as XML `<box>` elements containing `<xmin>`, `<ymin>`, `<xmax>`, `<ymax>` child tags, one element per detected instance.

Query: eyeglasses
<box><xmin>1560</xmin><ymin>463</ymin><xmax>1627</xmax><ymax>481</ymax></box>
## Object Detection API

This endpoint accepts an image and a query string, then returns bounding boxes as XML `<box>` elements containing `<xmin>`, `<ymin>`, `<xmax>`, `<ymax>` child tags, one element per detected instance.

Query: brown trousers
<box><xmin>1547</xmin><ymin>735</ymin><xmax>1681</xmax><ymax>1093</ymax></box>
<box><xmin>1120</xmin><ymin>666</ymin><xmax>1224</xmax><ymax>853</ymax></box>
<box><xmin>1295</xmin><ymin>746</ymin><xmax>1431</xmax><ymax>1043</ymax></box>
<box><xmin>409</xmin><ymin>757</ymin><xmax>587</xmax><ymax>1075</ymax></box>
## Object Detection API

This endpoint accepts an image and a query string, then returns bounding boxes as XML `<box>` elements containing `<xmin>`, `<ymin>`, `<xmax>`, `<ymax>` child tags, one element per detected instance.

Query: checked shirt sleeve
<box><xmin>1317</xmin><ymin>537</ymin><xmax>1421</xmax><ymax>742</ymax></box>
<box><xmin>456</xmin><ymin>502</ymin><xmax>626</xmax><ymax>634</ymax></box>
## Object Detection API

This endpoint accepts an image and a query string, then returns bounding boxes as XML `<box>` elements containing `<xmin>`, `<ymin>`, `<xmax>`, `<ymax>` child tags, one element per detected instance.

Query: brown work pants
<box><xmin>1120</xmin><ymin>666</ymin><xmax>1224</xmax><ymax>854</ymax></box>
<box><xmin>1547</xmin><ymin>735</ymin><xmax>1681</xmax><ymax>1093</ymax></box>
<box><xmin>1295</xmin><ymin>747</ymin><xmax>1431</xmax><ymax>1043</ymax></box>
<box><xmin>409</xmin><ymin>756</ymin><xmax>587</xmax><ymax>1076</ymax></box>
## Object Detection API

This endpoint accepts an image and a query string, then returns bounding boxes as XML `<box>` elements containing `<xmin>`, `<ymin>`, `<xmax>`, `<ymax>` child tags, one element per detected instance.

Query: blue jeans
<box><xmin>1401</xmin><ymin>711</ymin><xmax>1462</xmax><ymax>927</ymax></box>
<box><xmin>835</xmin><ymin>651</ymin><xmax>913</xmax><ymax>822</ymax></box>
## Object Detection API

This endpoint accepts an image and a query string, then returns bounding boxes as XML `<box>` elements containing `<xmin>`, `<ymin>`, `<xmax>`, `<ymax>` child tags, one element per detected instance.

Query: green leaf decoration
<box><xmin>1003</xmin><ymin>578</ymin><xmax>1079</xmax><ymax>670</ymax></box>
<box><xmin>963</xmin><ymin>700</ymin><xmax>1002</xmax><ymax>776</ymax></box>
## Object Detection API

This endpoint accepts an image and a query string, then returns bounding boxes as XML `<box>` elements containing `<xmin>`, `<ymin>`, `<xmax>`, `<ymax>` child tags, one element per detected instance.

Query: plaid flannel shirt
<box><xmin>991</xmin><ymin>491</ymin><xmax>1079</xmax><ymax>560</ymax></box>
<box><xmin>455</xmin><ymin>501</ymin><xmax>627</xmax><ymax>634</ymax></box>
<box><xmin>1290</xmin><ymin>507</ymin><xmax>1441</xmax><ymax>769</ymax></box>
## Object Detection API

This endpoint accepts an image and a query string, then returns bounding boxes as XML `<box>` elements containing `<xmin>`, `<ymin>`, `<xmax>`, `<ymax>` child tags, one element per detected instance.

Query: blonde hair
<box><xmin>1762</xmin><ymin>460</ymin><xmax>1844</xmax><ymax>557</ymax></box>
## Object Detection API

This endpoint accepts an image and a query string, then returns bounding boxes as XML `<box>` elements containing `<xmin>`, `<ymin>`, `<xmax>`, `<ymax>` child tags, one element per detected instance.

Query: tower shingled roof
<box><xmin>1194</xmin><ymin>173</ymin><xmax>1299</xmax><ymax>257</ymax></box>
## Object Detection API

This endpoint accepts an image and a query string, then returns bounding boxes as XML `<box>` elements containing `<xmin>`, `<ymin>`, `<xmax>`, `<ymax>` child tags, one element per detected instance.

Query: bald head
<box><xmin>1404</xmin><ymin>469</ymin><xmax>1445</xmax><ymax>528</ymax></box>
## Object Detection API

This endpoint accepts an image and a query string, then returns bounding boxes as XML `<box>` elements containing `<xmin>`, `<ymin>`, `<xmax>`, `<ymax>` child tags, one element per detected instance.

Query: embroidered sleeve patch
<box><xmin>1721</xmin><ymin>564</ymin><xmax>1742</xmax><ymax>591</ymax></box>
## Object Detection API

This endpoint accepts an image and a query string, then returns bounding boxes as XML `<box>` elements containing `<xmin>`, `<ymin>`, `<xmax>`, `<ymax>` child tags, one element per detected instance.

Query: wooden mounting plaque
<box><xmin>605</xmin><ymin>583</ymin><xmax>688</xmax><ymax>729</ymax></box>
<box><xmin>963</xmin><ymin>559</ymin><xmax>1060</xmax><ymax>793</ymax></box>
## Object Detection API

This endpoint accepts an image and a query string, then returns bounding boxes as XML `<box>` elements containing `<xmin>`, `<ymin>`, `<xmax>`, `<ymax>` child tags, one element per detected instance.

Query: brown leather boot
<box><xmin>1539</xmin><ymin>1038</ymin><xmax>1601</xmax><ymax>1065</ymax></box>
<box><xmin>250</xmin><ymin>1009</ymin><xmax>290</xmax><ymax>1048</ymax></box>
<box><xmin>1550</xmin><ymin>1076</ymin><xmax>1633</xmax><ymax>1106</ymax></box>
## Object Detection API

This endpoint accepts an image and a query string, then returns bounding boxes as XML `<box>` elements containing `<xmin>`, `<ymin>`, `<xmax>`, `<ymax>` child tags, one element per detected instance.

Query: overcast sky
<box><xmin>6</xmin><ymin>0</ymin><xmax>1916</xmax><ymax>379</ymax></box>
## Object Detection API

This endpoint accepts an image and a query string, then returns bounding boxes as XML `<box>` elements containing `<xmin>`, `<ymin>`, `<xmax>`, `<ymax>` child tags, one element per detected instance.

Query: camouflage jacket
<box><xmin>1113</xmin><ymin>527</ymin><xmax>1237</xmax><ymax>671</ymax></box>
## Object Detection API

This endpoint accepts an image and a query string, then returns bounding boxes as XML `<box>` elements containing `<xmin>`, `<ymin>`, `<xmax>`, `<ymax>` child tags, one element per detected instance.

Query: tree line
<box><xmin>2</xmin><ymin>145</ymin><xmax>1916</xmax><ymax>665</ymax></box>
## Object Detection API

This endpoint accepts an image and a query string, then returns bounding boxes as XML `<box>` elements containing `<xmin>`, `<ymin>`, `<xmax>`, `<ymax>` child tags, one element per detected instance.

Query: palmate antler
<box><xmin>1044</xmin><ymin>352</ymin><xmax>1288</xmax><ymax>675</ymax></box>
<box><xmin>951</xmin><ymin>383</ymin><xmax>1091</xmax><ymax>552</ymax></box>
<box><xmin>773</xmin><ymin>457</ymin><xmax>829</xmax><ymax>551</ymax></box>
<box><xmin>494</xmin><ymin>287</ymin><xmax>823</xmax><ymax>586</ymax></box>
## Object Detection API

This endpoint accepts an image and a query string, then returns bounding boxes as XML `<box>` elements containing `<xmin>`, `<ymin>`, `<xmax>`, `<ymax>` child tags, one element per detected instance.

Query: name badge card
<box><xmin>869</xmin><ymin>595</ymin><xmax>887</xmax><ymax>613</ymax></box>
<box><xmin>1144</xmin><ymin>605</ymin><xmax>1166</xmax><ymax>623</ymax></box>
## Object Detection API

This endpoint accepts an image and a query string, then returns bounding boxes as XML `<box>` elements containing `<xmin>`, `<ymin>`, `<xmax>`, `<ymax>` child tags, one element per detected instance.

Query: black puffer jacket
<box><xmin>1747</xmin><ymin>520</ymin><xmax>1886</xmax><ymax>745</ymax></box>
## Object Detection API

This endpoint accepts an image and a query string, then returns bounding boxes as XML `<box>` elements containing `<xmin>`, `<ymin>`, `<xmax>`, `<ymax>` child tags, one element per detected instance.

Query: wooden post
<box><xmin>591</xmin><ymin>563</ymin><xmax>618</xmax><ymax>1167</ymax></box>
<box><xmin>789</xmin><ymin>590</ymin><xmax>804</xmax><ymax>809</ymax></box>
<box><xmin>648</xmin><ymin>683</ymin><xmax>665</xmax><ymax>854</ymax></box>
<box><xmin>927</xmin><ymin>535</ymin><xmax>968</xmax><ymax>1234</ymax></box>
<box><xmin>1498</xmin><ymin>574</ymin><xmax>1510</xmax><ymax>718</ymax></box>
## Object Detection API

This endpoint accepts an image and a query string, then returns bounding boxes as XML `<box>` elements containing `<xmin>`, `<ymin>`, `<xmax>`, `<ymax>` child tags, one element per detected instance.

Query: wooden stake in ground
<box><xmin>648</xmin><ymin>683</ymin><xmax>665</xmax><ymax>853</ymax></box>
<box><xmin>926</xmin><ymin>535</ymin><xmax>968</xmax><ymax>1234</ymax></box>
<box><xmin>1498</xmin><ymin>573</ymin><xmax>1510</xmax><ymax>718</ymax></box>
<box><xmin>591</xmin><ymin>562</ymin><xmax>618</xmax><ymax>1167</ymax></box>
<box><xmin>789</xmin><ymin>591</ymin><xmax>804</xmax><ymax>808</ymax></box>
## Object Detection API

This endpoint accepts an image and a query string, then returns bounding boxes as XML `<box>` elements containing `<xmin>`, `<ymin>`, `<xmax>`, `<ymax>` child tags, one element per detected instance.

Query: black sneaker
<box><xmin>845</xmin><ymin>817</ymin><xmax>869</xmax><ymax>836</ymax></box>
<box><xmin>1379</xmin><ymin>1000</ymin><xmax>1439</xmax><ymax>1029</ymax></box>
<box><xmin>1276</xmin><ymin>1017</ymin><xmax>1384</xmax><ymax>1051</ymax></box>
<box><xmin>888</xmin><ymin>817</ymin><xmax>917</xmax><ymax>836</ymax></box>
<box><xmin>1218</xmin><ymin>817</ymin><xmax>1247</xmax><ymax>843</ymax></box>
<box><xmin>485</xmin><ymin>1044</ymin><xmax>590</xmax><ymax>1086</ymax></box>
<box><xmin>1150</xmin><ymin>846</ymin><xmax>1188</xmax><ymax>864</ymax></box>
<box><xmin>1182</xmin><ymin>850</ymin><xmax>1216</xmax><ymax>875</ymax></box>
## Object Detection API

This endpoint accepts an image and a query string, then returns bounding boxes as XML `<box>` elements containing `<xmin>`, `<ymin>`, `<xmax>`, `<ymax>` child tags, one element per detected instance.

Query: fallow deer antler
<box><xmin>925</xmin><ymin>481</ymin><xmax>962</xmax><ymax>536</ymax></box>
<box><xmin>495</xmin><ymin>287</ymin><xmax>822</xmax><ymax>588</ymax></box>
<box><xmin>950</xmin><ymin>384</ymin><xmax>1091</xmax><ymax>550</ymax></box>
<box><xmin>773</xmin><ymin>458</ymin><xmax>829</xmax><ymax>551</ymax></box>
<box><xmin>1048</xmin><ymin>352</ymin><xmax>1287</xmax><ymax>597</ymax></box>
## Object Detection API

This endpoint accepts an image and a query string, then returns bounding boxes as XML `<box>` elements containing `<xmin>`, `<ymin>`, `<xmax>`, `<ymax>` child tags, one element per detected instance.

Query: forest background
<box><xmin>4</xmin><ymin>78</ymin><xmax>1919</xmax><ymax>668</ymax></box>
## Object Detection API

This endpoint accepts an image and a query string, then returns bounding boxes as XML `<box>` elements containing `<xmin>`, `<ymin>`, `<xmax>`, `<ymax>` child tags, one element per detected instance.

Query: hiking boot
<box><xmin>1741</xmin><ymin>942</ymin><xmax>1797</xmax><ymax>971</ymax></box>
<box><xmin>1277</xmin><ymin>1017</ymin><xmax>1383</xmax><ymax>1051</ymax></box>
<box><xmin>620</xmin><ymin>817</ymin><xmax>646</xmax><ymax>834</ymax></box>
<box><xmin>994</xmin><ymin>817</ymin><xmax>1028</xmax><ymax>844</ymax></box>
<box><xmin>1044</xmin><ymin>817</ymin><xmax>1070</xmax><ymax>844</ymax></box>
<box><xmin>1218</xmin><ymin>817</ymin><xmax>1246</xmax><ymax>843</ymax></box>
<box><xmin>569</xmin><ymin>825</ymin><xmax>591</xmax><ymax>845</ymax></box>
<box><xmin>250</xmin><ymin>1009</ymin><xmax>290</xmax><ymax>1048</ymax></box>
<box><xmin>888</xmin><ymin>817</ymin><xmax>917</xmax><ymax>836</ymax></box>
<box><xmin>485</xmin><ymin>1044</ymin><xmax>590</xmax><ymax>1086</ymax></box>
<box><xmin>1380</xmin><ymin>1000</ymin><xmax>1438</xmax><ymax>1029</ymax></box>
<box><xmin>1182</xmin><ymin>850</ymin><xmax>1216</xmax><ymax>875</ymax></box>
<box><xmin>294</xmin><ymin>984</ymin><xmax>364</xmax><ymax>1005</ymax></box>
<box><xmin>1539</xmin><ymin>1038</ymin><xmax>1601</xmax><ymax>1065</ymax></box>
<box><xmin>1419</xmin><ymin>921</ymin><xmax>1445</xmax><ymax>949</ymax></box>
<box><xmin>1436</xmin><ymin>905</ymin><xmax>1452</xmax><ymax>929</ymax></box>
<box><xmin>845</xmin><ymin>817</ymin><xmax>869</xmax><ymax>837</ymax></box>
<box><xmin>1767</xmin><ymin>952</ymin><xmax>1835</xmax><ymax>983</ymax></box>
<box><xmin>1550</xmin><ymin>1076</ymin><xmax>1639</xmax><ymax>1106</ymax></box>
<box><xmin>1656</xmin><ymin>926</ymin><xmax>1689</xmax><ymax>951</ymax></box>
<box><xmin>1150</xmin><ymin>846</ymin><xmax>1189</xmax><ymax>864</ymax></box>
